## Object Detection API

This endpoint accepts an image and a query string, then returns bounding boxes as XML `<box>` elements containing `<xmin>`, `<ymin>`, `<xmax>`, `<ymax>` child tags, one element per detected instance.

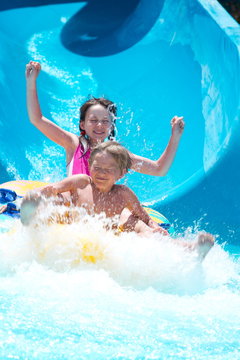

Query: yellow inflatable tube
<box><xmin>0</xmin><ymin>180</ymin><xmax>48</xmax><ymax>196</ymax></box>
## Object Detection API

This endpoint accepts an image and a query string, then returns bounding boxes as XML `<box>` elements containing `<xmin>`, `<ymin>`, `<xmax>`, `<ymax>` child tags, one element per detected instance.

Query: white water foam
<box><xmin>0</xmin><ymin>215</ymin><xmax>240</xmax><ymax>359</ymax></box>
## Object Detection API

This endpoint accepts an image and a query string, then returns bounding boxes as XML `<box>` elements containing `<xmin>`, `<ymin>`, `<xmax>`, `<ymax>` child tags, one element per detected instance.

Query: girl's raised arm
<box><xmin>26</xmin><ymin>61</ymin><xmax>79</xmax><ymax>155</ymax></box>
<box><xmin>130</xmin><ymin>115</ymin><xmax>184</xmax><ymax>176</ymax></box>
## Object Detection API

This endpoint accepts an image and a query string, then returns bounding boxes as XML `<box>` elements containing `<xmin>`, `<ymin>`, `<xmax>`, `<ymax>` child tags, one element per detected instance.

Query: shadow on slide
<box><xmin>0</xmin><ymin>0</ymin><xmax>239</xmax><ymax>242</ymax></box>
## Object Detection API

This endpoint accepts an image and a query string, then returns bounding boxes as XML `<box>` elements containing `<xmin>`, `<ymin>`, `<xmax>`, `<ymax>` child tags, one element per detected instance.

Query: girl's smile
<box><xmin>81</xmin><ymin>104</ymin><xmax>113</xmax><ymax>143</ymax></box>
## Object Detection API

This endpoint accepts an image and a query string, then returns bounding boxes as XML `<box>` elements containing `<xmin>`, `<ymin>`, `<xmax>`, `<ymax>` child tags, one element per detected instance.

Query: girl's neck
<box><xmin>89</xmin><ymin>139</ymin><xmax>103</xmax><ymax>149</ymax></box>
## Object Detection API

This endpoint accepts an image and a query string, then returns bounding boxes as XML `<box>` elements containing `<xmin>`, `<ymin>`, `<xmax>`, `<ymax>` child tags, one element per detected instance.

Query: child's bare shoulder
<box><xmin>71</xmin><ymin>174</ymin><xmax>91</xmax><ymax>188</ymax></box>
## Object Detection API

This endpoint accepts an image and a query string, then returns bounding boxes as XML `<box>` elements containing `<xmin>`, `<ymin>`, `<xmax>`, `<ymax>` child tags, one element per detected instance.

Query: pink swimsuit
<box><xmin>67</xmin><ymin>144</ymin><xmax>91</xmax><ymax>176</ymax></box>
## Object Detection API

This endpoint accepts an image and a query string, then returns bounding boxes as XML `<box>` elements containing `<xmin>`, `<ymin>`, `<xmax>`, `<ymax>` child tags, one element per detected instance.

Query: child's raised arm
<box><xmin>130</xmin><ymin>115</ymin><xmax>184</xmax><ymax>176</ymax></box>
<box><xmin>26</xmin><ymin>61</ymin><xmax>78</xmax><ymax>155</ymax></box>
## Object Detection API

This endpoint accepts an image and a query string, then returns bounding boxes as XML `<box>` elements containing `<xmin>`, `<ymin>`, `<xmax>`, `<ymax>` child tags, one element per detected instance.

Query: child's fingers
<box><xmin>178</xmin><ymin>118</ymin><xmax>185</xmax><ymax>129</ymax></box>
<box><xmin>24</xmin><ymin>190</ymin><xmax>41</xmax><ymax>202</ymax></box>
<box><xmin>171</xmin><ymin>115</ymin><xmax>183</xmax><ymax>125</ymax></box>
<box><xmin>26</xmin><ymin>61</ymin><xmax>41</xmax><ymax>76</ymax></box>
<box><xmin>26</xmin><ymin>63</ymin><xmax>32</xmax><ymax>74</ymax></box>
<box><xmin>152</xmin><ymin>227</ymin><xmax>168</xmax><ymax>236</ymax></box>
<box><xmin>171</xmin><ymin>116</ymin><xmax>185</xmax><ymax>131</ymax></box>
<box><xmin>40</xmin><ymin>186</ymin><xmax>56</xmax><ymax>197</ymax></box>
<box><xmin>29</xmin><ymin>60</ymin><xmax>41</xmax><ymax>68</ymax></box>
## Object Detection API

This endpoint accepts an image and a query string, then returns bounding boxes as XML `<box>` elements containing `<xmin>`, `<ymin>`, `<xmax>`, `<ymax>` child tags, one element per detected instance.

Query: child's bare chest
<box><xmin>93</xmin><ymin>196</ymin><xmax>125</xmax><ymax>217</ymax></box>
<box><xmin>75</xmin><ymin>187</ymin><xmax>126</xmax><ymax>217</ymax></box>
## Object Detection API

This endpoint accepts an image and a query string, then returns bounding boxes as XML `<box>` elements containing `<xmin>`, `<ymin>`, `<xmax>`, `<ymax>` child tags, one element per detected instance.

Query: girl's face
<box><xmin>90</xmin><ymin>151</ymin><xmax>124</xmax><ymax>192</ymax></box>
<box><xmin>81</xmin><ymin>104</ymin><xmax>113</xmax><ymax>144</ymax></box>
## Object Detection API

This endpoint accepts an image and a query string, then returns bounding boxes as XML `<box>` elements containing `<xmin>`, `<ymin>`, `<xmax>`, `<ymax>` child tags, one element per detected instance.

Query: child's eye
<box><xmin>93</xmin><ymin>167</ymin><xmax>115</xmax><ymax>174</ymax></box>
<box><xmin>105</xmin><ymin>168</ymin><xmax>116</xmax><ymax>173</ymax></box>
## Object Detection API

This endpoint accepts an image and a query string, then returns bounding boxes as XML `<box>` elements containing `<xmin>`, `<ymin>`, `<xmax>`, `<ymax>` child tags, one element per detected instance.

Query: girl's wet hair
<box><xmin>79</xmin><ymin>97</ymin><xmax>117</xmax><ymax>140</ymax></box>
<box><xmin>89</xmin><ymin>141</ymin><xmax>132</xmax><ymax>173</ymax></box>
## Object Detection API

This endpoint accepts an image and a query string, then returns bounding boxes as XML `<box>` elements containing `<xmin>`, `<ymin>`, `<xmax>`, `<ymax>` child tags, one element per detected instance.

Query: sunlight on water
<box><xmin>0</xmin><ymin>214</ymin><xmax>240</xmax><ymax>359</ymax></box>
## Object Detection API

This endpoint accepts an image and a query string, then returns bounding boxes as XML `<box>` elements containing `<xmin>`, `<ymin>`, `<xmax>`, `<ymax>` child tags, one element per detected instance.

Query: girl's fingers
<box><xmin>26</xmin><ymin>61</ymin><xmax>41</xmax><ymax>74</ymax></box>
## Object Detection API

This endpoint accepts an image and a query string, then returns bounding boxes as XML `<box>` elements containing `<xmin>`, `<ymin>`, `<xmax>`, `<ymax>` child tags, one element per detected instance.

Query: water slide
<box><xmin>0</xmin><ymin>0</ymin><xmax>239</xmax><ymax>243</ymax></box>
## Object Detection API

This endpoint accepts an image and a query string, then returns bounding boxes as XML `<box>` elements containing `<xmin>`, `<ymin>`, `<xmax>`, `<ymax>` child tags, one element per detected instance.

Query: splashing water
<box><xmin>0</xmin><ymin>211</ymin><xmax>240</xmax><ymax>360</ymax></box>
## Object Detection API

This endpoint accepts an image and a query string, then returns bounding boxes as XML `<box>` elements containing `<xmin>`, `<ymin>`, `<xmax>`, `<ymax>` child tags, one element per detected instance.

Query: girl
<box><xmin>26</xmin><ymin>61</ymin><xmax>185</xmax><ymax>177</ymax></box>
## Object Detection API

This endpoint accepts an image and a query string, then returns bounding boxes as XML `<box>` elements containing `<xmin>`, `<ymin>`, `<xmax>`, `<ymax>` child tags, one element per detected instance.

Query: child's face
<box><xmin>81</xmin><ymin>104</ymin><xmax>113</xmax><ymax>143</ymax></box>
<box><xmin>90</xmin><ymin>151</ymin><xmax>124</xmax><ymax>192</ymax></box>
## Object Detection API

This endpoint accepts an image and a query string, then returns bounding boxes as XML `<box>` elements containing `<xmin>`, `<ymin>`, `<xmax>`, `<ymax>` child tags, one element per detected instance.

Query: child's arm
<box><xmin>39</xmin><ymin>175</ymin><xmax>91</xmax><ymax>197</ymax></box>
<box><xmin>118</xmin><ymin>206</ymin><xmax>168</xmax><ymax>235</ymax></box>
<box><xmin>26</xmin><ymin>61</ymin><xmax>78</xmax><ymax>153</ymax></box>
<box><xmin>130</xmin><ymin>115</ymin><xmax>184</xmax><ymax>176</ymax></box>
<box><xmin>20</xmin><ymin>175</ymin><xmax>91</xmax><ymax>225</ymax></box>
<box><xmin>121</xmin><ymin>187</ymin><xmax>168</xmax><ymax>235</ymax></box>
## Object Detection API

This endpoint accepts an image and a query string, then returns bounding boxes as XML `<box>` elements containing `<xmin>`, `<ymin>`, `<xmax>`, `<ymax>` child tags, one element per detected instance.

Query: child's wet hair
<box><xmin>89</xmin><ymin>141</ymin><xmax>132</xmax><ymax>173</ymax></box>
<box><xmin>79</xmin><ymin>97</ymin><xmax>117</xmax><ymax>140</ymax></box>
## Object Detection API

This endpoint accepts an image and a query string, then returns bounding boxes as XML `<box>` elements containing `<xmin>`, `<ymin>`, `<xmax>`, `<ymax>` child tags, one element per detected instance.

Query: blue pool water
<box><xmin>0</xmin><ymin>0</ymin><xmax>240</xmax><ymax>358</ymax></box>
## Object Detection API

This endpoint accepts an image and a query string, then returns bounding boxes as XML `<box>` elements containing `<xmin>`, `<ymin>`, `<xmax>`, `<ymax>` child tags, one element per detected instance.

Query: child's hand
<box><xmin>171</xmin><ymin>116</ymin><xmax>185</xmax><ymax>136</ymax></box>
<box><xmin>24</xmin><ymin>190</ymin><xmax>42</xmax><ymax>201</ymax></box>
<box><xmin>150</xmin><ymin>227</ymin><xmax>169</xmax><ymax>236</ymax></box>
<box><xmin>40</xmin><ymin>185</ymin><xmax>58</xmax><ymax>197</ymax></box>
<box><xmin>148</xmin><ymin>219</ymin><xmax>169</xmax><ymax>236</ymax></box>
<box><xmin>25</xmin><ymin>61</ymin><xmax>41</xmax><ymax>80</ymax></box>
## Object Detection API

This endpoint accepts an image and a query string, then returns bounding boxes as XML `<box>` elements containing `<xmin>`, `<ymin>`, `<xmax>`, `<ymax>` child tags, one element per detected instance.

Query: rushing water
<box><xmin>0</xmin><ymin>214</ymin><xmax>240</xmax><ymax>360</ymax></box>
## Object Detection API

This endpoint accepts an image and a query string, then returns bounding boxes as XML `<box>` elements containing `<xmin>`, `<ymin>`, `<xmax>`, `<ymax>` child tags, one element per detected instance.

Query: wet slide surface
<box><xmin>0</xmin><ymin>0</ymin><xmax>239</xmax><ymax>242</ymax></box>
<box><xmin>1</xmin><ymin>3</ymin><xmax>240</xmax><ymax>360</ymax></box>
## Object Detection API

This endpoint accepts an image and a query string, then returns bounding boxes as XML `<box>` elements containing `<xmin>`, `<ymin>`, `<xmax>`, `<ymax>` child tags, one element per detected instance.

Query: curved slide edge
<box><xmin>154</xmin><ymin>0</ymin><xmax>240</xmax><ymax>243</ymax></box>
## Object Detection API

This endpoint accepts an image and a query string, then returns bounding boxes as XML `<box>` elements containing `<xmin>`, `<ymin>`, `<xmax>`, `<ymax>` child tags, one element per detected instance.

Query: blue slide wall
<box><xmin>0</xmin><ymin>0</ymin><xmax>239</xmax><ymax>242</ymax></box>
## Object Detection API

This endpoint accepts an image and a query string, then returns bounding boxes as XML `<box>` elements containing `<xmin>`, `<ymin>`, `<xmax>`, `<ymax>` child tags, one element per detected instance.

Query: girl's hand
<box><xmin>25</xmin><ymin>61</ymin><xmax>41</xmax><ymax>80</ymax></box>
<box><xmin>171</xmin><ymin>116</ymin><xmax>185</xmax><ymax>136</ymax></box>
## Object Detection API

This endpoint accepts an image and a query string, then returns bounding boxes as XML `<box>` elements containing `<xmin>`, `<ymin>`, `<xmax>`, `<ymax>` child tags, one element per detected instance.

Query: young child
<box><xmin>26</xmin><ymin>60</ymin><xmax>185</xmax><ymax>177</ymax></box>
<box><xmin>20</xmin><ymin>142</ymin><xmax>214</xmax><ymax>260</ymax></box>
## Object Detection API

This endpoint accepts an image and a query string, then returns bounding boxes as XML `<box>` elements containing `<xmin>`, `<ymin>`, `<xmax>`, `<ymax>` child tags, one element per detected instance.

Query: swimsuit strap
<box><xmin>68</xmin><ymin>144</ymin><xmax>91</xmax><ymax>176</ymax></box>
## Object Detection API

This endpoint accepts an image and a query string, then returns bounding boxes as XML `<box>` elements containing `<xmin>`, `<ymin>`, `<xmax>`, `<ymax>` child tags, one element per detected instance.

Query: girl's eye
<box><xmin>89</xmin><ymin>119</ymin><xmax>110</xmax><ymax>125</ymax></box>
